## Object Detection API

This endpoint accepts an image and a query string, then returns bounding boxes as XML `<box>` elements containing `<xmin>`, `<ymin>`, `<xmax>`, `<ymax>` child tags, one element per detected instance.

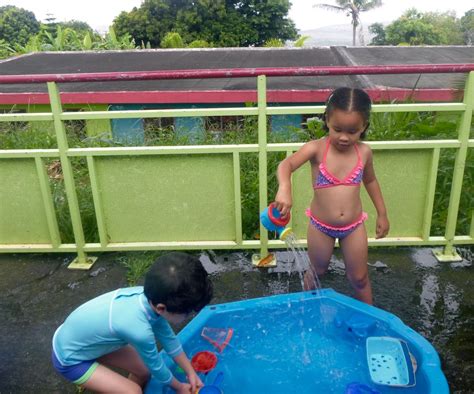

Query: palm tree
<box><xmin>314</xmin><ymin>0</ymin><xmax>382</xmax><ymax>46</ymax></box>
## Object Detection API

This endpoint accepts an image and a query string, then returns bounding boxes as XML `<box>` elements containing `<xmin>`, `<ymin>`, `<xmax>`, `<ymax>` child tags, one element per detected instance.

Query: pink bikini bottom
<box><xmin>305</xmin><ymin>209</ymin><xmax>368</xmax><ymax>239</ymax></box>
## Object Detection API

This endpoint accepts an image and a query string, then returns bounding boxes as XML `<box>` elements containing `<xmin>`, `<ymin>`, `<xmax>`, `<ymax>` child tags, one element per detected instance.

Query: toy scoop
<box><xmin>198</xmin><ymin>372</ymin><xmax>224</xmax><ymax>394</ymax></box>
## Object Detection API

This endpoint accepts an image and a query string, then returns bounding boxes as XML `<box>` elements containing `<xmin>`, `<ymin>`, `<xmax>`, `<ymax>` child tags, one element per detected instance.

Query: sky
<box><xmin>2</xmin><ymin>0</ymin><xmax>472</xmax><ymax>33</ymax></box>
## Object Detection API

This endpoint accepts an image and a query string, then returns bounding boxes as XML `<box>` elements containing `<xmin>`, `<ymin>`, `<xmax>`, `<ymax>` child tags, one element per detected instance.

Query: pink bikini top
<box><xmin>314</xmin><ymin>139</ymin><xmax>363</xmax><ymax>189</ymax></box>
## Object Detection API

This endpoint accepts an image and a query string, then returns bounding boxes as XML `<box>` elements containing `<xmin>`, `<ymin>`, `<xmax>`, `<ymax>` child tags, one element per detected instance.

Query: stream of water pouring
<box><xmin>281</xmin><ymin>230</ymin><xmax>332</xmax><ymax>371</ymax></box>
<box><xmin>283</xmin><ymin>231</ymin><xmax>322</xmax><ymax>292</ymax></box>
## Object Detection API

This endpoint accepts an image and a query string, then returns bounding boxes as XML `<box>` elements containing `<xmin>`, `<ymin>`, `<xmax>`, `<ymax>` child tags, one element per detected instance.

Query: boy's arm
<box><xmin>151</xmin><ymin>317</ymin><xmax>183</xmax><ymax>358</ymax></box>
<box><xmin>124</xmin><ymin>326</ymin><xmax>175</xmax><ymax>385</ymax></box>
<box><xmin>123</xmin><ymin>327</ymin><xmax>192</xmax><ymax>392</ymax></box>
<box><xmin>363</xmin><ymin>148</ymin><xmax>389</xmax><ymax>239</ymax></box>
<box><xmin>152</xmin><ymin>319</ymin><xmax>202</xmax><ymax>392</ymax></box>
<box><xmin>173</xmin><ymin>352</ymin><xmax>203</xmax><ymax>392</ymax></box>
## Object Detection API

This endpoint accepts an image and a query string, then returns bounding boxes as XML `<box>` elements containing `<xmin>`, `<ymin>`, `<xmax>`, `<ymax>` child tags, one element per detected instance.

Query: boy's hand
<box><xmin>375</xmin><ymin>214</ymin><xmax>389</xmax><ymax>239</ymax></box>
<box><xmin>274</xmin><ymin>187</ymin><xmax>292</xmax><ymax>218</ymax></box>
<box><xmin>175</xmin><ymin>382</ymin><xmax>192</xmax><ymax>394</ymax></box>
<box><xmin>187</xmin><ymin>371</ymin><xmax>203</xmax><ymax>393</ymax></box>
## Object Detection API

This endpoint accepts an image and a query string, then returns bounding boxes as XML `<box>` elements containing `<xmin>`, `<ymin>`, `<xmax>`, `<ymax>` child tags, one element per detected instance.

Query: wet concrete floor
<box><xmin>0</xmin><ymin>247</ymin><xmax>472</xmax><ymax>393</ymax></box>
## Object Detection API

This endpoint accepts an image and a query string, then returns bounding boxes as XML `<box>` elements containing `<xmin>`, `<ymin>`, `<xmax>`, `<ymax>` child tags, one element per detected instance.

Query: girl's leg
<box><xmin>81</xmin><ymin>346</ymin><xmax>150</xmax><ymax>393</ymax></box>
<box><xmin>304</xmin><ymin>222</ymin><xmax>335</xmax><ymax>290</ymax></box>
<box><xmin>339</xmin><ymin>224</ymin><xmax>372</xmax><ymax>304</ymax></box>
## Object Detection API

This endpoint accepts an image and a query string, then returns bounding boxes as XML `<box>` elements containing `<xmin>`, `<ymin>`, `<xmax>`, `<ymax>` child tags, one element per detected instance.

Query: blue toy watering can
<box><xmin>260</xmin><ymin>203</ymin><xmax>292</xmax><ymax>240</ymax></box>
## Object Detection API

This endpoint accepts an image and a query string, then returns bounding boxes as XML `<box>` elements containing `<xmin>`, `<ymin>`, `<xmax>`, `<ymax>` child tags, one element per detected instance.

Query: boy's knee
<box><xmin>112</xmin><ymin>381</ymin><xmax>142</xmax><ymax>394</ymax></box>
<box><xmin>130</xmin><ymin>385</ymin><xmax>143</xmax><ymax>394</ymax></box>
<box><xmin>132</xmin><ymin>369</ymin><xmax>151</xmax><ymax>386</ymax></box>
<box><xmin>137</xmin><ymin>366</ymin><xmax>151</xmax><ymax>379</ymax></box>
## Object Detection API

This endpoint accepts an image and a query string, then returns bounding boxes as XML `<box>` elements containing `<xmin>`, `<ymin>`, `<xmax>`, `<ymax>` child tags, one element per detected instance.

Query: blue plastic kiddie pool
<box><xmin>160</xmin><ymin>289</ymin><xmax>448</xmax><ymax>393</ymax></box>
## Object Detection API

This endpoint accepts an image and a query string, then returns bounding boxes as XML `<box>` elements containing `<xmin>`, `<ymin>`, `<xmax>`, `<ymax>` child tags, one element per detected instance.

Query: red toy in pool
<box><xmin>191</xmin><ymin>351</ymin><xmax>218</xmax><ymax>374</ymax></box>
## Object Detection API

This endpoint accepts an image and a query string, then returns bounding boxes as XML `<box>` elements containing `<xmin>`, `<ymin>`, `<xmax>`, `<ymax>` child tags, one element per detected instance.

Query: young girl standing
<box><xmin>274</xmin><ymin>87</ymin><xmax>389</xmax><ymax>304</ymax></box>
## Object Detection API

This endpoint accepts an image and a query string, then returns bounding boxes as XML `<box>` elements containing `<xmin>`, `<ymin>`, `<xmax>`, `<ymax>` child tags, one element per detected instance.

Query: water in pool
<box><xmin>165</xmin><ymin>293</ymin><xmax>434</xmax><ymax>394</ymax></box>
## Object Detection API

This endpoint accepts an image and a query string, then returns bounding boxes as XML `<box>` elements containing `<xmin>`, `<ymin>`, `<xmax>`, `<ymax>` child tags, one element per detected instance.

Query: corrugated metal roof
<box><xmin>0</xmin><ymin>46</ymin><xmax>472</xmax><ymax>95</ymax></box>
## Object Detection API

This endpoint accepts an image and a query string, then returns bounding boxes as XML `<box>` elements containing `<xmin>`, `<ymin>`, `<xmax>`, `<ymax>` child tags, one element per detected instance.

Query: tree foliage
<box><xmin>0</xmin><ymin>5</ymin><xmax>40</xmax><ymax>47</ymax></box>
<box><xmin>421</xmin><ymin>11</ymin><xmax>463</xmax><ymax>44</ymax></box>
<box><xmin>161</xmin><ymin>32</ymin><xmax>185</xmax><ymax>48</ymax></box>
<box><xmin>368</xmin><ymin>22</ymin><xmax>385</xmax><ymax>45</ymax></box>
<box><xmin>11</xmin><ymin>26</ymin><xmax>137</xmax><ymax>56</ymax></box>
<box><xmin>370</xmin><ymin>8</ymin><xmax>469</xmax><ymax>45</ymax></box>
<box><xmin>293</xmin><ymin>35</ymin><xmax>311</xmax><ymax>47</ymax></box>
<box><xmin>40</xmin><ymin>15</ymin><xmax>94</xmax><ymax>39</ymax></box>
<box><xmin>315</xmin><ymin>0</ymin><xmax>383</xmax><ymax>46</ymax></box>
<box><xmin>57</xmin><ymin>20</ymin><xmax>94</xmax><ymax>38</ymax></box>
<box><xmin>460</xmin><ymin>9</ymin><xmax>474</xmax><ymax>45</ymax></box>
<box><xmin>113</xmin><ymin>0</ymin><xmax>297</xmax><ymax>48</ymax></box>
<box><xmin>264</xmin><ymin>38</ymin><xmax>284</xmax><ymax>47</ymax></box>
<box><xmin>384</xmin><ymin>9</ymin><xmax>442</xmax><ymax>45</ymax></box>
<box><xmin>0</xmin><ymin>39</ymin><xmax>15</xmax><ymax>59</ymax></box>
<box><xmin>263</xmin><ymin>35</ymin><xmax>311</xmax><ymax>47</ymax></box>
<box><xmin>187</xmin><ymin>39</ymin><xmax>211</xmax><ymax>48</ymax></box>
<box><xmin>114</xmin><ymin>0</ymin><xmax>187</xmax><ymax>48</ymax></box>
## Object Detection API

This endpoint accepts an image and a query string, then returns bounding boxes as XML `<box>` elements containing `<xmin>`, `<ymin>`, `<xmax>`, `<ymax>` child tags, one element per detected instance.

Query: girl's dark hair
<box><xmin>322</xmin><ymin>87</ymin><xmax>372</xmax><ymax>138</ymax></box>
<box><xmin>144</xmin><ymin>252</ymin><xmax>213</xmax><ymax>314</ymax></box>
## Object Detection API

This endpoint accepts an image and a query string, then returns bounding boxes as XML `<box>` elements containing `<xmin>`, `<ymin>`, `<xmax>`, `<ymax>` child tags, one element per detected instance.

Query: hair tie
<box><xmin>326</xmin><ymin>92</ymin><xmax>334</xmax><ymax>104</ymax></box>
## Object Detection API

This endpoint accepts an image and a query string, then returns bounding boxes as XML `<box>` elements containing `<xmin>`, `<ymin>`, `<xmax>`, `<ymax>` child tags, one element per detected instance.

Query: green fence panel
<box><xmin>458</xmin><ymin>147</ymin><xmax>473</xmax><ymax>236</ymax></box>
<box><xmin>93</xmin><ymin>154</ymin><xmax>236</xmax><ymax>242</ymax></box>
<box><xmin>361</xmin><ymin>150</ymin><xmax>432</xmax><ymax>238</ymax></box>
<box><xmin>290</xmin><ymin>162</ymin><xmax>312</xmax><ymax>239</ymax></box>
<box><xmin>0</xmin><ymin>73</ymin><xmax>473</xmax><ymax>263</ymax></box>
<box><xmin>0</xmin><ymin>159</ymin><xmax>52</xmax><ymax>244</ymax></box>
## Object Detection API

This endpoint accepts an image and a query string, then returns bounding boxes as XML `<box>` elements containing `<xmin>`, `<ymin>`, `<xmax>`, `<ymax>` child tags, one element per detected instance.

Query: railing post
<box><xmin>252</xmin><ymin>75</ymin><xmax>275</xmax><ymax>266</ymax></box>
<box><xmin>434</xmin><ymin>71</ymin><xmax>473</xmax><ymax>262</ymax></box>
<box><xmin>47</xmin><ymin>82</ymin><xmax>97</xmax><ymax>269</ymax></box>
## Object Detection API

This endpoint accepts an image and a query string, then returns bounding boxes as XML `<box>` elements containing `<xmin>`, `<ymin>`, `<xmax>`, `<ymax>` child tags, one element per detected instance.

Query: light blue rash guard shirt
<box><xmin>52</xmin><ymin>286</ymin><xmax>183</xmax><ymax>385</ymax></box>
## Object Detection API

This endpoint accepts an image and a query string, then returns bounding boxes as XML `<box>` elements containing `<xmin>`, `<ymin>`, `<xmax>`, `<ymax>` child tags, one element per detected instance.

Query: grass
<box><xmin>118</xmin><ymin>251</ymin><xmax>160</xmax><ymax>286</ymax></box>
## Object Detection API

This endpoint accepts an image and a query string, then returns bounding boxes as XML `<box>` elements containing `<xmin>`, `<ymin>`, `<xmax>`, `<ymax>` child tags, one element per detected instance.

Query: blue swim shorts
<box><xmin>51</xmin><ymin>350</ymin><xmax>99</xmax><ymax>385</ymax></box>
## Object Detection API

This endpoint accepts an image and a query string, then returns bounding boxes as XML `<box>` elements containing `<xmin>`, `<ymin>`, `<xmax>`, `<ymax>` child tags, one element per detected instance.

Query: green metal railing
<box><xmin>0</xmin><ymin>69</ymin><xmax>473</xmax><ymax>268</ymax></box>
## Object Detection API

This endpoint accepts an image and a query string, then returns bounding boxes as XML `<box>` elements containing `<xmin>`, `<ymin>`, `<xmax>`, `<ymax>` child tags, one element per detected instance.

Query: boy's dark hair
<box><xmin>144</xmin><ymin>252</ymin><xmax>213</xmax><ymax>314</ymax></box>
<box><xmin>322</xmin><ymin>87</ymin><xmax>372</xmax><ymax>139</ymax></box>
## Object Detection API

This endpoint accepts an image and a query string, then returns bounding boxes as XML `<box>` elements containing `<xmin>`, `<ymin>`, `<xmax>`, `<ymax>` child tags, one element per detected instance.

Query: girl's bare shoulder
<box><xmin>305</xmin><ymin>138</ymin><xmax>327</xmax><ymax>152</ymax></box>
<box><xmin>304</xmin><ymin>138</ymin><xmax>322</xmax><ymax>150</ymax></box>
<box><xmin>357</xmin><ymin>142</ymin><xmax>373</xmax><ymax>167</ymax></box>
<box><xmin>303</xmin><ymin>138</ymin><xmax>324</xmax><ymax>162</ymax></box>
<box><xmin>357</xmin><ymin>141</ymin><xmax>373</xmax><ymax>157</ymax></box>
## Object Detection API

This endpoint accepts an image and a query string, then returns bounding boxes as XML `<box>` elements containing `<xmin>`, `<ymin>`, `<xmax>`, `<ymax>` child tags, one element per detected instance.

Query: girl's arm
<box><xmin>275</xmin><ymin>140</ymin><xmax>319</xmax><ymax>217</ymax></box>
<box><xmin>362</xmin><ymin>148</ymin><xmax>390</xmax><ymax>239</ymax></box>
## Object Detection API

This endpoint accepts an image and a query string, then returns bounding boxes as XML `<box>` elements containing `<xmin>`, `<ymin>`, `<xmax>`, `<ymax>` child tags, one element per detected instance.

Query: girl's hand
<box><xmin>375</xmin><ymin>215</ymin><xmax>390</xmax><ymax>239</ymax></box>
<box><xmin>175</xmin><ymin>382</ymin><xmax>192</xmax><ymax>394</ymax></box>
<box><xmin>274</xmin><ymin>187</ymin><xmax>292</xmax><ymax>218</ymax></box>
<box><xmin>187</xmin><ymin>371</ymin><xmax>203</xmax><ymax>393</ymax></box>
